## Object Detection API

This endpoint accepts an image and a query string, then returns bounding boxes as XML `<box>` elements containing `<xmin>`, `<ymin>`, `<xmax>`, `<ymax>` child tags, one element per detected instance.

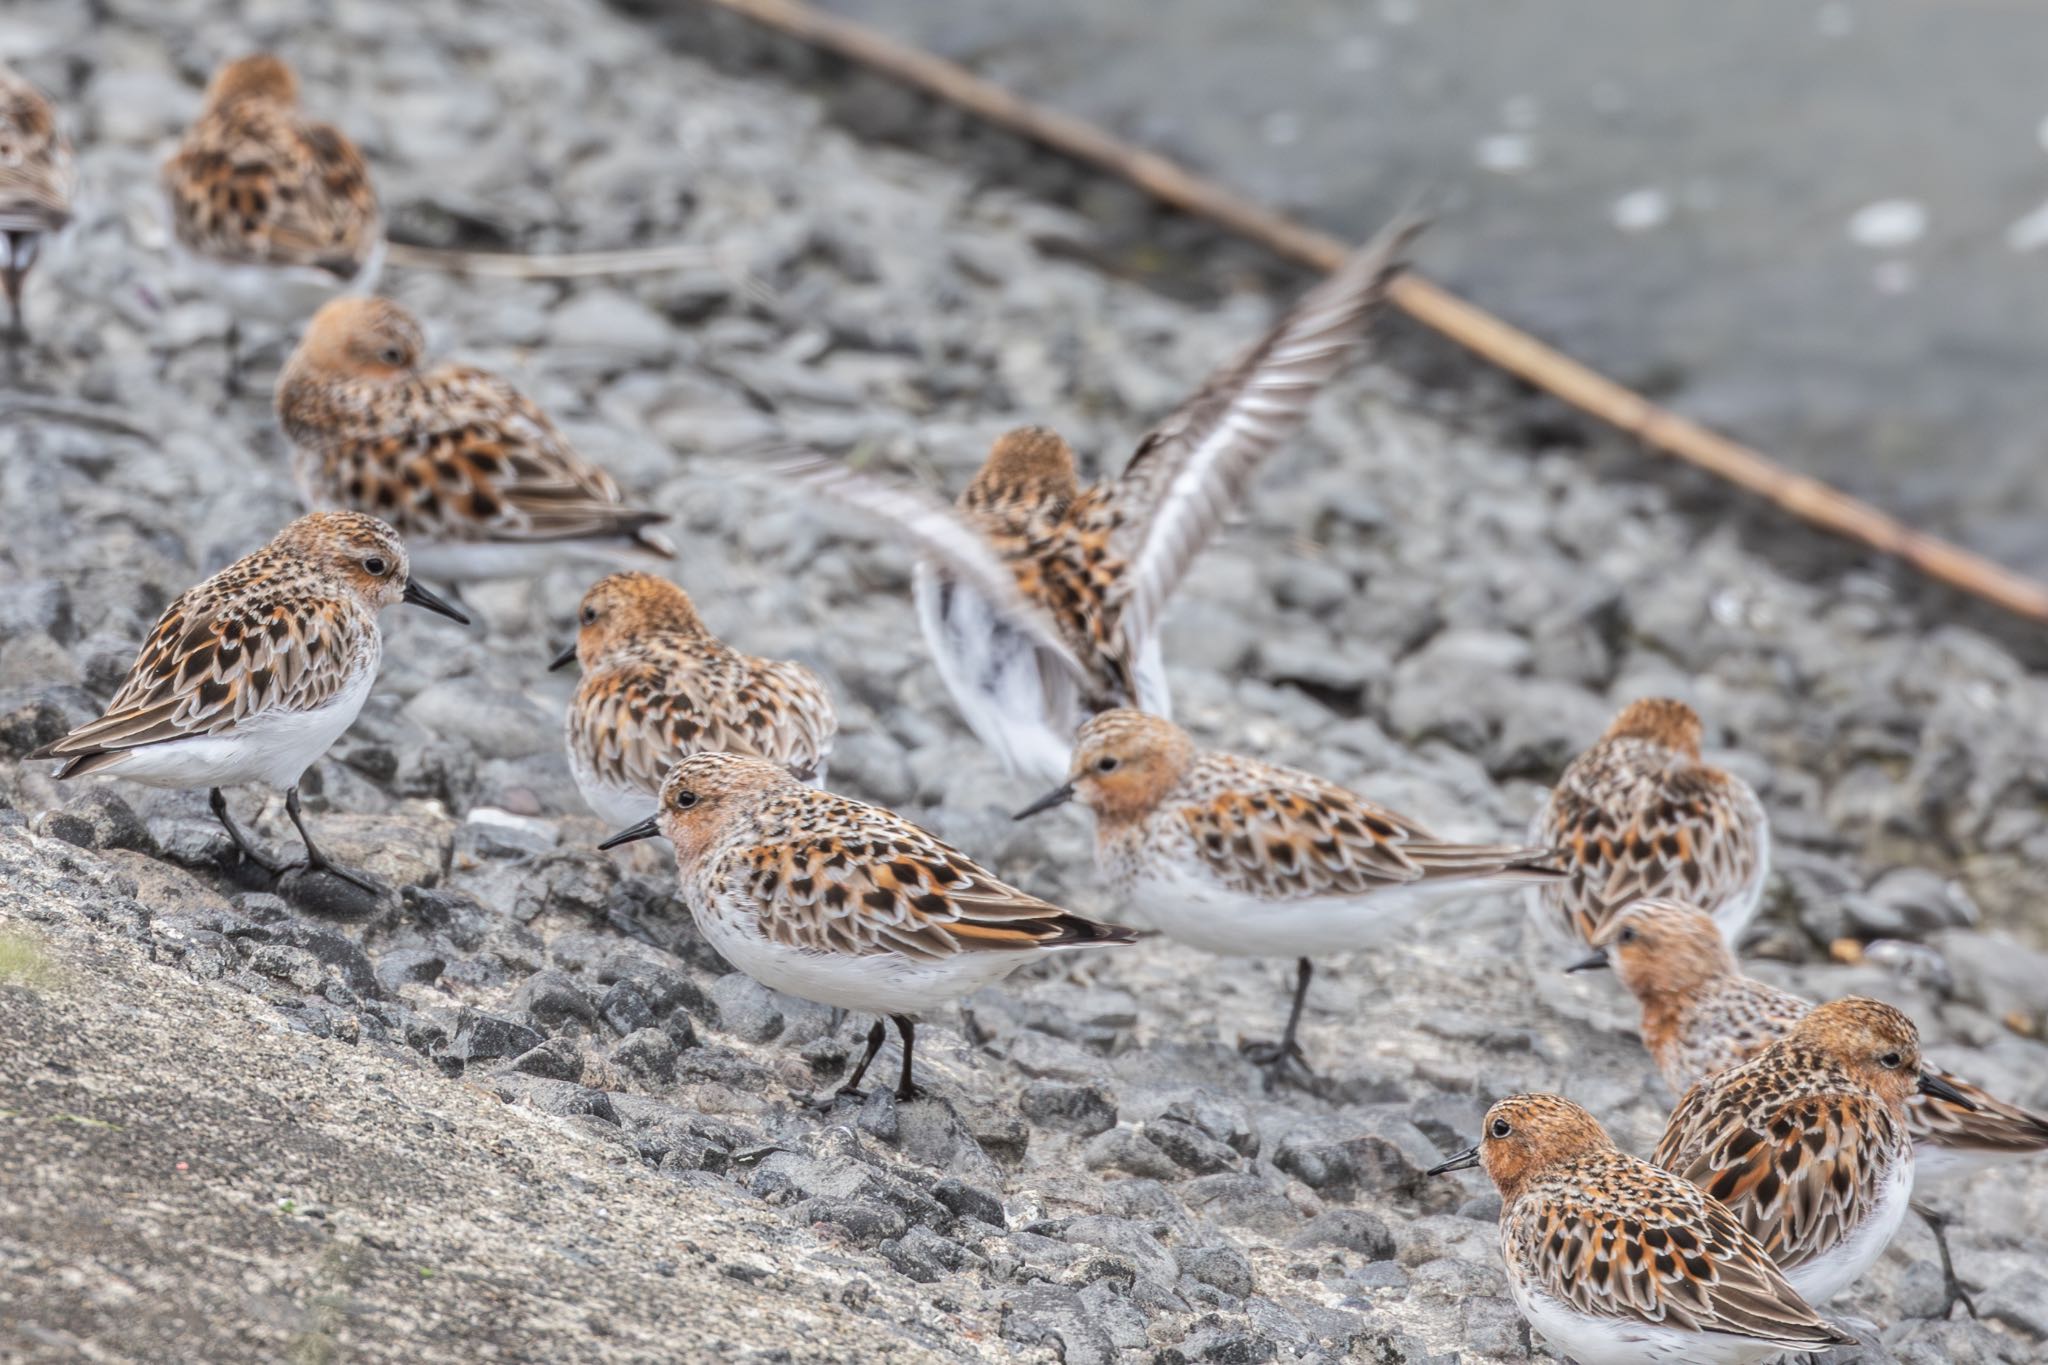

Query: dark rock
<box><xmin>1159</xmin><ymin>1326</ymin><xmax>1276</xmax><ymax>1364</ymax></box>
<box><xmin>1161</xmin><ymin>1093</ymin><xmax>1259</xmax><ymax>1158</ymax></box>
<box><xmin>611</xmin><ymin>1028</ymin><xmax>680</xmax><ymax>1084</ymax></box>
<box><xmin>1080</xmin><ymin>1126</ymin><xmax>1178</xmax><ymax>1180</ymax></box>
<box><xmin>1291</xmin><ymin>1209</ymin><xmax>1395</xmax><ymax>1260</ymax></box>
<box><xmin>931</xmin><ymin>1177</ymin><xmax>1005</xmax><ymax>1229</ymax></box>
<box><xmin>401</xmin><ymin>886</ymin><xmax>496</xmax><ymax>953</ymax></box>
<box><xmin>276</xmin><ymin>867</ymin><xmax>388</xmax><ymax>919</ymax></box>
<box><xmin>0</xmin><ymin>698</ymin><xmax>69</xmax><ymax>757</ymax></box>
<box><xmin>513</xmin><ymin>970</ymin><xmax>600</xmax><ymax>1031</ymax></box>
<box><xmin>660</xmin><ymin>1011</ymin><xmax>699</xmax><ymax>1051</ymax></box>
<box><xmin>1271</xmin><ymin>1113</ymin><xmax>1440</xmax><ymax>1198</ymax></box>
<box><xmin>1141</xmin><ymin>1117</ymin><xmax>1239</xmax><ymax>1174</ymax></box>
<box><xmin>999</xmin><ymin>1283</ymin><xmax>1114</xmax><ymax>1365</ymax></box>
<box><xmin>373</xmin><ymin>947</ymin><xmax>446</xmax><ymax>994</ymax></box>
<box><xmin>877</xmin><ymin>1225</ymin><xmax>978</xmax><ymax>1283</ymax></box>
<box><xmin>1176</xmin><ymin>1245</ymin><xmax>1255</xmax><ymax>1300</ymax></box>
<box><xmin>493</xmin><ymin>1074</ymin><xmax>619</xmax><ymax>1124</ymax></box>
<box><xmin>594</xmin><ymin>950</ymin><xmax>703</xmax><ymax>1017</ymax></box>
<box><xmin>449</xmin><ymin>1008</ymin><xmax>543</xmax><ymax>1063</ymax></box>
<box><xmin>511</xmin><ymin>1036</ymin><xmax>585</xmax><ymax>1082</ymax></box>
<box><xmin>600</xmin><ymin>980</ymin><xmax>656</xmax><ymax>1036</ymax></box>
<box><xmin>42</xmin><ymin>789</ymin><xmax>157</xmax><ymax>855</ymax></box>
<box><xmin>796</xmin><ymin>1196</ymin><xmax>908</xmax><ymax>1248</ymax></box>
<box><xmin>275</xmin><ymin>923</ymin><xmax>379</xmax><ymax>999</ymax></box>
<box><xmin>1019</xmin><ymin>1080</ymin><xmax>1117</xmax><ymax>1136</ymax></box>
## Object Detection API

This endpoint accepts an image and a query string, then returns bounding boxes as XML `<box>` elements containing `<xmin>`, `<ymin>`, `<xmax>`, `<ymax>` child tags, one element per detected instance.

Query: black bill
<box><xmin>1564</xmin><ymin>950</ymin><xmax>1610</xmax><ymax>974</ymax></box>
<box><xmin>402</xmin><ymin>578</ymin><xmax>470</xmax><ymax>624</ymax></box>
<box><xmin>1918</xmin><ymin>1070</ymin><xmax>1980</xmax><ymax>1111</ymax></box>
<box><xmin>548</xmin><ymin>641</ymin><xmax>579</xmax><ymax>671</ymax></box>
<box><xmin>598</xmin><ymin>816</ymin><xmax>661</xmax><ymax>850</ymax></box>
<box><xmin>1013</xmin><ymin>782</ymin><xmax>1076</xmax><ymax>820</ymax></box>
<box><xmin>1426</xmin><ymin>1145</ymin><xmax>1481</xmax><ymax>1177</ymax></box>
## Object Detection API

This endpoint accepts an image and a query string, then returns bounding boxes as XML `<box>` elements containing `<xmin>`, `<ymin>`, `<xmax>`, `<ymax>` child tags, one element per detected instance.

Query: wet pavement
<box><xmin>818</xmin><ymin>0</ymin><xmax>2048</xmax><ymax>575</ymax></box>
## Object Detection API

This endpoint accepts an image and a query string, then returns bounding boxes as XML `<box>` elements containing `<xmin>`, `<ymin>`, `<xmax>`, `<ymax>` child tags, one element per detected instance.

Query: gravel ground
<box><xmin>3</xmin><ymin>0</ymin><xmax>2048</xmax><ymax>1360</ymax></box>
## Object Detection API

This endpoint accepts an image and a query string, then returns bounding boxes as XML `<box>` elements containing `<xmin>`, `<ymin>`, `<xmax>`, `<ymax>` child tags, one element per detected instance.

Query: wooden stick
<box><xmin>384</xmin><ymin>241</ymin><xmax>781</xmax><ymax>306</ymax></box>
<box><xmin>694</xmin><ymin>0</ymin><xmax>2048</xmax><ymax>622</ymax></box>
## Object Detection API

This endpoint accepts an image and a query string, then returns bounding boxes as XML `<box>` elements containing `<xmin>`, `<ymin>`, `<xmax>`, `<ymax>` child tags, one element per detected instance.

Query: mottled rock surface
<box><xmin>1</xmin><ymin>0</ymin><xmax>2045</xmax><ymax>1360</ymax></box>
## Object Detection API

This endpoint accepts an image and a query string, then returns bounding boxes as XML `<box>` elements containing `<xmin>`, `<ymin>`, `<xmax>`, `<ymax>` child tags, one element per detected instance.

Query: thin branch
<box><xmin>693</xmin><ymin>0</ymin><xmax>2048</xmax><ymax>624</ymax></box>
<box><xmin>384</xmin><ymin>240</ymin><xmax>780</xmax><ymax>307</ymax></box>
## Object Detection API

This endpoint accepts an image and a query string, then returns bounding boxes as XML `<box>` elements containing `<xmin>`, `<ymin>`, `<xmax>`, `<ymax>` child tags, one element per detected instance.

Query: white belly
<box><xmin>690</xmin><ymin>893</ymin><xmax>1034</xmax><ymax>1016</ymax></box>
<box><xmin>913</xmin><ymin>564</ymin><xmax>1085</xmax><ymax>786</ymax></box>
<box><xmin>96</xmin><ymin>664</ymin><xmax>375</xmax><ymax>791</ymax></box>
<box><xmin>1124</xmin><ymin>863</ymin><xmax>1421</xmax><ymax>958</ymax></box>
<box><xmin>1514</xmin><ymin>1282</ymin><xmax>1793</xmax><ymax>1365</ymax></box>
<box><xmin>1784</xmin><ymin>1152</ymin><xmax>1913</xmax><ymax>1305</ymax></box>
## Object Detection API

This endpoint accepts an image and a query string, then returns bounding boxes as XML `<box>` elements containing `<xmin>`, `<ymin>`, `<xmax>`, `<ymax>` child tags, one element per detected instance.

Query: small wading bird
<box><xmin>1530</xmin><ymin>698</ymin><xmax>1768</xmax><ymax>955</ymax></box>
<box><xmin>1574</xmin><ymin>898</ymin><xmax>2046</xmax><ymax>1313</ymax></box>
<box><xmin>552</xmin><ymin>572</ymin><xmax>837</xmax><ymax>828</ymax></box>
<box><xmin>0</xmin><ymin>64</ymin><xmax>76</xmax><ymax>344</ymax></box>
<box><xmin>788</xmin><ymin>215</ymin><xmax>1424</xmax><ymax>784</ymax></box>
<box><xmin>1429</xmin><ymin>1093</ymin><xmax>1854</xmax><ymax>1364</ymax></box>
<box><xmin>161</xmin><ymin>54</ymin><xmax>383</xmax><ymax>386</ymax></box>
<box><xmin>30</xmin><ymin>512</ymin><xmax>467</xmax><ymax>897</ymax></box>
<box><xmin>1015</xmin><ymin>709</ymin><xmax>1563</xmax><ymax>1087</ymax></box>
<box><xmin>277</xmin><ymin>296</ymin><xmax>673</xmax><ymax>581</ymax></box>
<box><xmin>599</xmin><ymin>753</ymin><xmax>1136</xmax><ymax>1101</ymax></box>
<box><xmin>1652</xmin><ymin>997</ymin><xmax>1977</xmax><ymax>1308</ymax></box>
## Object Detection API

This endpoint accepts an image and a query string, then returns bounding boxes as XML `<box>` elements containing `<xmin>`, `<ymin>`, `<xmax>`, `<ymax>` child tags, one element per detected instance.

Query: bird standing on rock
<box><xmin>0</xmin><ymin>64</ymin><xmax>76</xmax><ymax>344</ymax></box>
<box><xmin>1531</xmin><ymin>697</ymin><xmax>1769</xmax><ymax>955</ymax></box>
<box><xmin>29</xmin><ymin>511</ymin><xmax>468</xmax><ymax>899</ymax></box>
<box><xmin>599</xmin><ymin>752</ymin><xmax>1136</xmax><ymax>1102</ymax></box>
<box><xmin>1015</xmin><ymin>708</ymin><xmax>1564</xmax><ymax>1088</ymax></box>
<box><xmin>554</xmin><ymin>571</ymin><xmax>837</xmax><ymax>828</ymax></box>
<box><xmin>1652</xmin><ymin>996</ymin><xmax>1977</xmax><ymax>1307</ymax></box>
<box><xmin>1429</xmin><ymin>1093</ymin><xmax>1855</xmax><ymax>1363</ymax></box>
<box><xmin>790</xmin><ymin>215</ymin><xmax>1424</xmax><ymax>784</ymax></box>
<box><xmin>277</xmin><ymin>296</ymin><xmax>674</xmax><ymax>582</ymax></box>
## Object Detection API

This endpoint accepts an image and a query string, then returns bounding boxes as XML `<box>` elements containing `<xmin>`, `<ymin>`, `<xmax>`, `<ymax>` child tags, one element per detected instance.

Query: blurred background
<box><xmin>812</xmin><ymin>0</ymin><xmax>2048</xmax><ymax>575</ymax></box>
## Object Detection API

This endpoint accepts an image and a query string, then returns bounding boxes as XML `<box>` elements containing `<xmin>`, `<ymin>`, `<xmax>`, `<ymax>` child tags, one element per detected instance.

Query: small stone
<box><xmin>599</xmin><ymin>981</ymin><xmax>656</xmax><ymax>1036</ymax></box>
<box><xmin>1080</xmin><ymin>1127</ymin><xmax>1179</xmax><ymax>1181</ymax></box>
<box><xmin>514</xmin><ymin>971</ymin><xmax>601</xmax><ymax>1031</ymax></box>
<box><xmin>878</xmin><ymin>1225</ymin><xmax>979</xmax><ymax>1283</ymax></box>
<box><xmin>449</xmin><ymin>1008</ymin><xmax>544</xmax><ymax>1062</ymax></box>
<box><xmin>41</xmin><ymin>789</ymin><xmax>158</xmax><ymax>855</ymax></box>
<box><xmin>796</xmin><ymin>1196</ymin><xmax>908</xmax><ymax>1249</ymax></box>
<box><xmin>1019</xmin><ymin>1080</ymin><xmax>1118</xmax><ymax>1136</ymax></box>
<box><xmin>1176</xmin><ymin>1245</ymin><xmax>1255</xmax><ymax>1300</ymax></box>
<box><xmin>931</xmin><ymin>1177</ymin><xmax>1006</xmax><ymax>1229</ymax></box>
<box><xmin>1141</xmin><ymin>1117</ymin><xmax>1239</xmax><ymax>1174</ymax></box>
<box><xmin>512</xmin><ymin>1036</ymin><xmax>585</xmax><ymax>1082</ymax></box>
<box><xmin>1290</xmin><ymin>1209</ymin><xmax>1396</xmax><ymax>1259</ymax></box>
<box><xmin>707</xmin><ymin>973</ymin><xmax>784</xmax><ymax>1043</ymax></box>
<box><xmin>373</xmin><ymin>947</ymin><xmax>446</xmax><ymax>994</ymax></box>
<box><xmin>611</xmin><ymin>1028</ymin><xmax>680</xmax><ymax>1084</ymax></box>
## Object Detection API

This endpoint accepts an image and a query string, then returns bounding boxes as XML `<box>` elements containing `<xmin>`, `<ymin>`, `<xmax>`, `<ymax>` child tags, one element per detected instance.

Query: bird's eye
<box><xmin>673</xmin><ymin>790</ymin><xmax>698</xmax><ymax>810</ymax></box>
<box><xmin>1095</xmin><ymin>755</ymin><xmax>1120</xmax><ymax>773</ymax></box>
<box><xmin>1490</xmin><ymin>1118</ymin><xmax>1512</xmax><ymax>1139</ymax></box>
<box><xmin>581</xmin><ymin>606</ymin><xmax>598</xmax><ymax>626</ymax></box>
<box><xmin>362</xmin><ymin>556</ymin><xmax>388</xmax><ymax>577</ymax></box>
<box><xmin>379</xmin><ymin>346</ymin><xmax>405</xmax><ymax>366</ymax></box>
<box><xmin>1617</xmin><ymin>926</ymin><xmax>1638</xmax><ymax>945</ymax></box>
<box><xmin>1878</xmin><ymin>1051</ymin><xmax>1903</xmax><ymax>1070</ymax></box>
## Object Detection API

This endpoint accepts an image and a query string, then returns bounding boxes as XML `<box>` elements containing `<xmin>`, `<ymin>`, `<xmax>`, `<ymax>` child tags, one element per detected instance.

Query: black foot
<box><xmin>1239</xmin><ymin>1035</ymin><xmax>1321</xmax><ymax>1094</ymax></box>
<box><xmin>893</xmin><ymin>1079</ymin><xmax>928</xmax><ymax>1103</ymax></box>
<box><xmin>807</xmin><ymin>1085</ymin><xmax>864</xmax><ymax>1112</ymax></box>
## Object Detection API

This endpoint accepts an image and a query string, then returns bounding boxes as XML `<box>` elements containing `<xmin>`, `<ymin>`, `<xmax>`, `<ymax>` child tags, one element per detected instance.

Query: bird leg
<box><xmin>282</xmin><ymin>786</ymin><xmax>384</xmax><ymax>895</ymax></box>
<box><xmin>1240</xmin><ymin>957</ymin><xmax>1320</xmax><ymax>1093</ymax></box>
<box><xmin>892</xmin><ymin>1014</ymin><xmax>925</xmax><ymax>1101</ymax></box>
<box><xmin>813</xmin><ymin>1019</ymin><xmax>889</xmax><ymax>1108</ymax></box>
<box><xmin>209</xmin><ymin>787</ymin><xmax>282</xmax><ymax>876</ymax></box>
<box><xmin>1915</xmin><ymin>1201</ymin><xmax>1977</xmax><ymax>1318</ymax></box>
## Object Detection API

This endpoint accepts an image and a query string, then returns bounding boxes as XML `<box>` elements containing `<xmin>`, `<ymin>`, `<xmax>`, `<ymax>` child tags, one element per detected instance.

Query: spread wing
<box><xmin>1907</xmin><ymin>1068</ymin><xmax>2048</xmax><ymax>1160</ymax></box>
<box><xmin>0</xmin><ymin>74</ymin><xmax>74</xmax><ymax>234</ymax></box>
<box><xmin>30</xmin><ymin>582</ymin><xmax>370</xmax><ymax>771</ymax></box>
<box><xmin>1177</xmin><ymin>756</ymin><xmax>1562</xmax><ymax>903</ymax></box>
<box><xmin>1538</xmin><ymin>754</ymin><xmax>1766</xmax><ymax>944</ymax></box>
<box><xmin>1107</xmin><ymin>214</ymin><xmax>1423</xmax><ymax>655</ymax></box>
<box><xmin>781</xmin><ymin>455</ymin><xmax>1091</xmax><ymax>682</ymax></box>
<box><xmin>163</xmin><ymin>106</ymin><xmax>381</xmax><ymax>277</ymax></box>
<box><xmin>573</xmin><ymin>655</ymin><xmax>836</xmax><ymax>791</ymax></box>
<box><xmin>312</xmin><ymin>366</ymin><xmax>670</xmax><ymax>550</ymax></box>
<box><xmin>1654</xmin><ymin>1083</ymin><xmax>1904</xmax><ymax>1272</ymax></box>
<box><xmin>724</xmin><ymin>797</ymin><xmax>1135</xmax><ymax>960</ymax></box>
<box><xmin>1506</xmin><ymin>1161</ymin><xmax>1852</xmax><ymax>1348</ymax></box>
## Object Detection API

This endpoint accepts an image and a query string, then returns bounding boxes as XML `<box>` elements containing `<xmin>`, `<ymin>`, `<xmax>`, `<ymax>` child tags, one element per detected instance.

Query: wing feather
<box><xmin>1108</xmin><ymin>214</ymin><xmax>1424</xmax><ymax>654</ymax></box>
